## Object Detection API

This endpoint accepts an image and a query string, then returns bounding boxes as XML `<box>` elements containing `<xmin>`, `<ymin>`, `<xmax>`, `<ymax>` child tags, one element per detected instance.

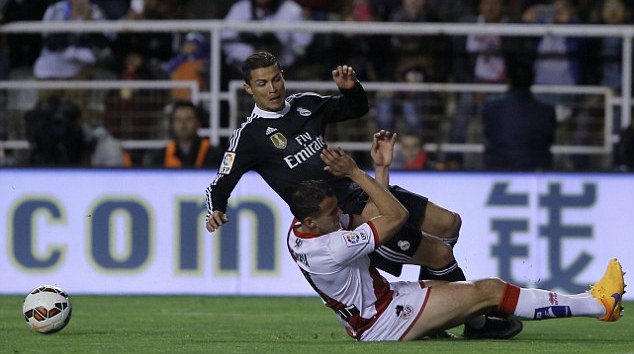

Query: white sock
<box><xmin>513</xmin><ymin>288</ymin><xmax>604</xmax><ymax>320</ymax></box>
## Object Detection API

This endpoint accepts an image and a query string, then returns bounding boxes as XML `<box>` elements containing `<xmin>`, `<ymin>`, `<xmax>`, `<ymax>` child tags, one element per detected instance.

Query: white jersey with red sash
<box><xmin>286</xmin><ymin>214</ymin><xmax>395</xmax><ymax>339</ymax></box>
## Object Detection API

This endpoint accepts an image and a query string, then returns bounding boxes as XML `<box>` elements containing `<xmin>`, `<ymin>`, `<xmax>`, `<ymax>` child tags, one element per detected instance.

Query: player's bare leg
<box><xmin>402</xmin><ymin>279</ymin><xmax>505</xmax><ymax>340</ymax></box>
<box><xmin>363</xmin><ymin>196</ymin><xmax>519</xmax><ymax>338</ymax></box>
<box><xmin>417</xmin><ymin>201</ymin><xmax>522</xmax><ymax>339</ymax></box>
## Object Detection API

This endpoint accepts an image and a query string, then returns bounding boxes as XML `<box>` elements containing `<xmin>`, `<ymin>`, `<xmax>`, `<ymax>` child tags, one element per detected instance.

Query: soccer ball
<box><xmin>22</xmin><ymin>285</ymin><xmax>72</xmax><ymax>334</ymax></box>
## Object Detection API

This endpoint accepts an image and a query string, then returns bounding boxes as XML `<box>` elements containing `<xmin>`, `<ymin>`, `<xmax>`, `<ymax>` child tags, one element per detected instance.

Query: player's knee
<box><xmin>474</xmin><ymin>278</ymin><xmax>507</xmax><ymax>301</ymax></box>
<box><xmin>422</xmin><ymin>209</ymin><xmax>462</xmax><ymax>239</ymax></box>
<box><xmin>453</xmin><ymin>212</ymin><xmax>462</xmax><ymax>233</ymax></box>
<box><xmin>447</xmin><ymin>211</ymin><xmax>462</xmax><ymax>237</ymax></box>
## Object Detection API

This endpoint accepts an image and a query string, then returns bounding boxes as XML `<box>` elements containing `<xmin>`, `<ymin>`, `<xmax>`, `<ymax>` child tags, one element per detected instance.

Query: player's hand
<box><xmin>321</xmin><ymin>147</ymin><xmax>358</xmax><ymax>177</ymax></box>
<box><xmin>331</xmin><ymin>65</ymin><xmax>358</xmax><ymax>90</ymax></box>
<box><xmin>206</xmin><ymin>210</ymin><xmax>229</xmax><ymax>233</ymax></box>
<box><xmin>371</xmin><ymin>130</ymin><xmax>397</xmax><ymax>167</ymax></box>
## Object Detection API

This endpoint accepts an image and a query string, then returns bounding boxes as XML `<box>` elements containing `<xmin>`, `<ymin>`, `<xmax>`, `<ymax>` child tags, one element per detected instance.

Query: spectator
<box><xmin>374</xmin><ymin>0</ymin><xmax>448</xmax><ymax>135</ymax></box>
<box><xmin>166</xmin><ymin>32</ymin><xmax>210</xmax><ymax>100</ymax></box>
<box><xmin>111</xmin><ymin>0</ymin><xmax>183</xmax><ymax>82</ymax></box>
<box><xmin>2</xmin><ymin>0</ymin><xmax>51</xmax><ymax>72</ymax></box>
<box><xmin>523</xmin><ymin>0</ymin><xmax>595</xmax><ymax>169</ymax></box>
<box><xmin>23</xmin><ymin>96</ymin><xmax>89</xmax><ymax>166</ymax></box>
<box><xmin>392</xmin><ymin>130</ymin><xmax>444</xmax><ymax>170</ymax></box>
<box><xmin>448</xmin><ymin>0</ymin><xmax>509</xmax><ymax>169</ymax></box>
<box><xmin>87</xmin><ymin>125</ymin><xmax>131</xmax><ymax>167</ymax></box>
<box><xmin>599</xmin><ymin>0</ymin><xmax>631</xmax><ymax>94</ymax></box>
<box><xmin>32</xmin><ymin>0</ymin><xmax>114</xmax><ymax>123</ymax></box>
<box><xmin>33</xmin><ymin>0</ymin><xmax>112</xmax><ymax>81</ymax></box>
<box><xmin>523</xmin><ymin>0</ymin><xmax>583</xmax><ymax>94</ymax></box>
<box><xmin>326</xmin><ymin>0</ymin><xmax>388</xmax><ymax>82</ymax></box>
<box><xmin>220</xmin><ymin>0</ymin><xmax>314</xmax><ymax>80</ymax></box>
<box><xmin>482</xmin><ymin>59</ymin><xmax>557</xmax><ymax>170</ymax></box>
<box><xmin>465</xmin><ymin>0</ymin><xmax>508</xmax><ymax>84</ymax></box>
<box><xmin>104</xmin><ymin>0</ymin><xmax>182</xmax><ymax>145</ymax></box>
<box><xmin>23</xmin><ymin>95</ymin><xmax>129</xmax><ymax>167</ymax></box>
<box><xmin>154</xmin><ymin>100</ymin><xmax>223</xmax><ymax>168</ymax></box>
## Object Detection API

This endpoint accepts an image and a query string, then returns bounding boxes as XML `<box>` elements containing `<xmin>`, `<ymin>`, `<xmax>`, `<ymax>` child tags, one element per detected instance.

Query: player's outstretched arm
<box><xmin>321</xmin><ymin>147</ymin><xmax>408</xmax><ymax>243</ymax></box>
<box><xmin>370</xmin><ymin>130</ymin><xmax>397</xmax><ymax>187</ymax></box>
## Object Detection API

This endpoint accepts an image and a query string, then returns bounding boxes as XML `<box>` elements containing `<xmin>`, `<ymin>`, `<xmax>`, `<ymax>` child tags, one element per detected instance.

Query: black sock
<box><xmin>418</xmin><ymin>259</ymin><xmax>466</xmax><ymax>282</ymax></box>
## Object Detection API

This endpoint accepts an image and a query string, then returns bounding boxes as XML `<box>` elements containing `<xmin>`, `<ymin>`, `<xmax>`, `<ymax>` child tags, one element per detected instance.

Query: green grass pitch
<box><xmin>1</xmin><ymin>296</ymin><xmax>632</xmax><ymax>354</ymax></box>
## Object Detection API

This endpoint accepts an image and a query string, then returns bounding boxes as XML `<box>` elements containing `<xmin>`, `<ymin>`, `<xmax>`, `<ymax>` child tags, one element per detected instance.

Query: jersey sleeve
<box><xmin>204</xmin><ymin>127</ymin><xmax>258</xmax><ymax>218</ymax></box>
<box><xmin>327</xmin><ymin>221</ymin><xmax>379</xmax><ymax>266</ymax></box>
<box><xmin>322</xmin><ymin>82</ymin><xmax>369</xmax><ymax>123</ymax></box>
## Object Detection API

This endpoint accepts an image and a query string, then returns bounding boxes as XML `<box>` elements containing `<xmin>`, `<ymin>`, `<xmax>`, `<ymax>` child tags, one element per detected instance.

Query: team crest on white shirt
<box><xmin>296</xmin><ymin>107</ymin><xmax>311</xmax><ymax>116</ymax></box>
<box><xmin>396</xmin><ymin>305</ymin><xmax>414</xmax><ymax>320</ymax></box>
<box><xmin>343</xmin><ymin>230</ymin><xmax>369</xmax><ymax>248</ymax></box>
<box><xmin>270</xmin><ymin>132</ymin><xmax>287</xmax><ymax>149</ymax></box>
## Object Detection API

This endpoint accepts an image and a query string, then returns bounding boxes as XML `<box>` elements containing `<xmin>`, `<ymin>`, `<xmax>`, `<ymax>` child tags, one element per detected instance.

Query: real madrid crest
<box><xmin>297</xmin><ymin>107</ymin><xmax>312</xmax><ymax>116</ymax></box>
<box><xmin>270</xmin><ymin>132</ymin><xmax>287</xmax><ymax>149</ymax></box>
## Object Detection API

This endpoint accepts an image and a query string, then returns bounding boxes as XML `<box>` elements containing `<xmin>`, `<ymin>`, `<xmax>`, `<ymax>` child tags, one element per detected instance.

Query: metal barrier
<box><xmin>1</xmin><ymin>20</ymin><xmax>631</xmax><ymax>167</ymax></box>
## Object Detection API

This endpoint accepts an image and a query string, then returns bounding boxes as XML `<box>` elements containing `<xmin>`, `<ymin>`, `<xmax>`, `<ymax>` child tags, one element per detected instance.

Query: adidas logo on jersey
<box><xmin>266</xmin><ymin>127</ymin><xmax>277</xmax><ymax>135</ymax></box>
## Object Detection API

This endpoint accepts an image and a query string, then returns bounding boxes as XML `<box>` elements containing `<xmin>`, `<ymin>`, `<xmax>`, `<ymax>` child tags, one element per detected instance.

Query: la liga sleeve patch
<box><xmin>342</xmin><ymin>229</ymin><xmax>370</xmax><ymax>248</ymax></box>
<box><xmin>219</xmin><ymin>152</ymin><xmax>236</xmax><ymax>174</ymax></box>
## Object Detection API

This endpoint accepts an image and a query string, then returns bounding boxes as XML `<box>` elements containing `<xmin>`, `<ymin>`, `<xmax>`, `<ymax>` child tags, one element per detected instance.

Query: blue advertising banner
<box><xmin>1</xmin><ymin>169</ymin><xmax>632</xmax><ymax>297</ymax></box>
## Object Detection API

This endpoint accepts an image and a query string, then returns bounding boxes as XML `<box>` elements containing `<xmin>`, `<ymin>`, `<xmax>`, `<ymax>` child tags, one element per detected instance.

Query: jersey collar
<box><xmin>292</xmin><ymin>222</ymin><xmax>324</xmax><ymax>239</ymax></box>
<box><xmin>252</xmin><ymin>101</ymin><xmax>291</xmax><ymax>119</ymax></box>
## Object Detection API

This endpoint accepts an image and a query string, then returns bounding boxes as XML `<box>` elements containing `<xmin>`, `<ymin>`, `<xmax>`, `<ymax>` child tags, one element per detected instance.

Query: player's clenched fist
<box><xmin>206</xmin><ymin>210</ymin><xmax>229</xmax><ymax>232</ymax></box>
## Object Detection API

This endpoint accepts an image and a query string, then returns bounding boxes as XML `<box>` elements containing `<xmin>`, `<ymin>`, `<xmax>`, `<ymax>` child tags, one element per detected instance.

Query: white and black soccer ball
<box><xmin>22</xmin><ymin>285</ymin><xmax>72</xmax><ymax>334</ymax></box>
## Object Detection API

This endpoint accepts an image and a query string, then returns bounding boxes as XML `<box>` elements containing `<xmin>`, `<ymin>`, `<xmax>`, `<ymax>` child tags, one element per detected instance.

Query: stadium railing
<box><xmin>0</xmin><ymin>20</ymin><xmax>632</xmax><ymax>168</ymax></box>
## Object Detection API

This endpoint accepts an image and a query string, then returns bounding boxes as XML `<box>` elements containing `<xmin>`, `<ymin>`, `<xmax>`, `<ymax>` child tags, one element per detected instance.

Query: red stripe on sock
<box><xmin>498</xmin><ymin>283</ymin><xmax>521</xmax><ymax>315</ymax></box>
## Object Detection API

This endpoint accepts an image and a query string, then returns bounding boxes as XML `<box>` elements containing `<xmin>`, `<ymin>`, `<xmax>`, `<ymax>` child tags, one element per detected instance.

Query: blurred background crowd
<box><xmin>0</xmin><ymin>0</ymin><xmax>633</xmax><ymax>171</ymax></box>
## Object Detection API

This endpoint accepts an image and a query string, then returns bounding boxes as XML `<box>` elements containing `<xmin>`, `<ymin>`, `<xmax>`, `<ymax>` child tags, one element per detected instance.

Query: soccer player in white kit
<box><xmin>287</xmin><ymin>133</ymin><xmax>625</xmax><ymax>341</ymax></box>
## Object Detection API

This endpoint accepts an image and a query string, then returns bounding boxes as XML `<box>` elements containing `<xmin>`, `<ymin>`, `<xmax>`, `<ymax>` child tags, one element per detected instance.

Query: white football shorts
<box><xmin>359</xmin><ymin>281</ymin><xmax>430</xmax><ymax>341</ymax></box>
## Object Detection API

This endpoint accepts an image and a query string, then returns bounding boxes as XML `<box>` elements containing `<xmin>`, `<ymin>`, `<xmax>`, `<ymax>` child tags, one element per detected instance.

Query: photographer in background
<box><xmin>24</xmin><ymin>96</ymin><xmax>88</xmax><ymax>166</ymax></box>
<box><xmin>24</xmin><ymin>96</ymin><xmax>129</xmax><ymax>167</ymax></box>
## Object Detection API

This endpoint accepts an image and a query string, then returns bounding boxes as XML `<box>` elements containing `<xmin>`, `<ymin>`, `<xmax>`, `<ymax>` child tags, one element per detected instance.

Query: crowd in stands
<box><xmin>0</xmin><ymin>0</ymin><xmax>633</xmax><ymax>171</ymax></box>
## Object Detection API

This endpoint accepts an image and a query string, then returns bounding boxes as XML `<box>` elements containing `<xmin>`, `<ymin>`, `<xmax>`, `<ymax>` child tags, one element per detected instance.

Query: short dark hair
<box><xmin>241</xmin><ymin>51</ymin><xmax>282</xmax><ymax>84</ymax></box>
<box><xmin>290</xmin><ymin>180</ymin><xmax>335</xmax><ymax>221</ymax></box>
<box><xmin>169</xmin><ymin>100</ymin><xmax>200</xmax><ymax>122</ymax></box>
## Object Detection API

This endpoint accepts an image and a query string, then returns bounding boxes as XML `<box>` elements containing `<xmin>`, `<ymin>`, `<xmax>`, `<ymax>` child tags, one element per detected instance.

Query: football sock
<box><xmin>418</xmin><ymin>232</ymin><xmax>459</xmax><ymax>280</ymax></box>
<box><xmin>498</xmin><ymin>283</ymin><xmax>604</xmax><ymax>319</ymax></box>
